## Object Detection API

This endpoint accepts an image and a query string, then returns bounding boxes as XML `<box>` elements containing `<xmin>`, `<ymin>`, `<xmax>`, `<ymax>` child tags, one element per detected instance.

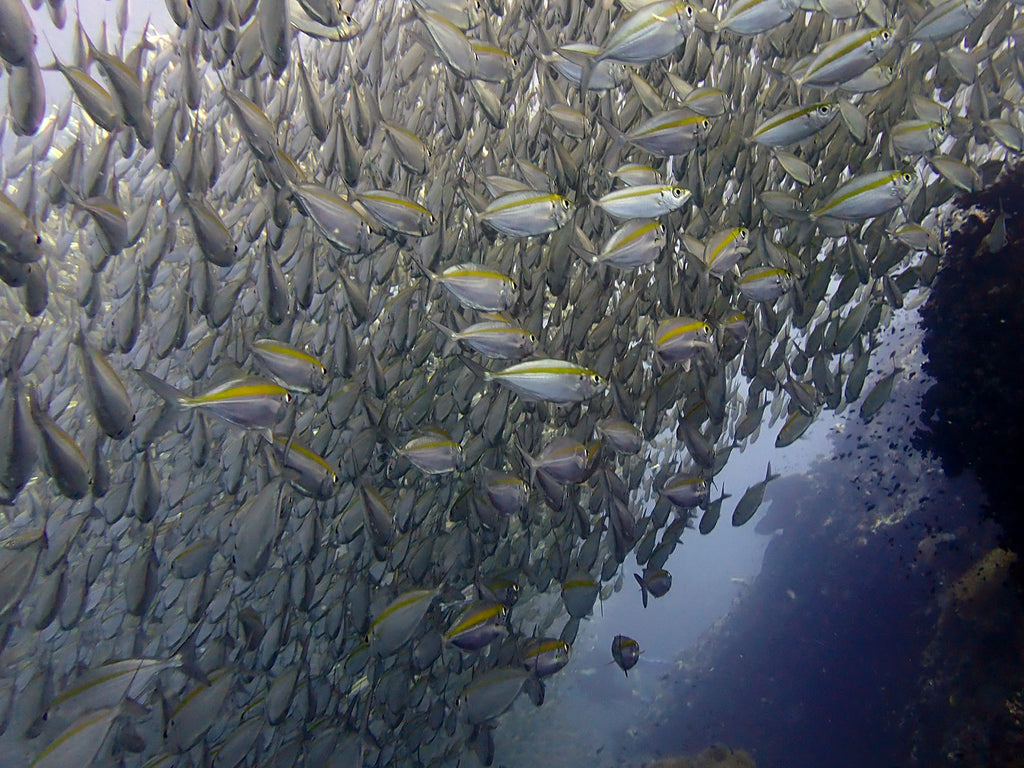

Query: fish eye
<box><xmin>672</xmin><ymin>187</ymin><xmax>684</xmax><ymax>197</ymax></box>
<box><xmin>818</xmin><ymin>105</ymin><xmax>831</xmax><ymax>114</ymax></box>
<box><xmin>902</xmin><ymin>172</ymin><xmax>913</xmax><ymax>183</ymax></box>
<box><xmin>285</xmin><ymin>392</ymin><xmax>294</xmax><ymax>403</ymax></box>
<box><xmin>561</xmin><ymin>199</ymin><xmax>571</xmax><ymax>209</ymax></box>
<box><xmin>739</xmin><ymin>227</ymin><xmax>748</xmax><ymax>237</ymax></box>
<box><xmin>344</xmin><ymin>13</ymin><xmax>353</xmax><ymax>23</ymax></box>
<box><xmin>319</xmin><ymin>364</ymin><xmax>328</xmax><ymax>375</ymax></box>
<box><xmin>233</xmin><ymin>244</ymin><xmax>238</xmax><ymax>252</ymax></box>
<box><xmin>685</xmin><ymin>4</ymin><xmax>694</xmax><ymax>17</ymax></box>
<box><xmin>331</xmin><ymin>473</ymin><xmax>340</xmax><ymax>485</ymax></box>
<box><xmin>592</xmin><ymin>374</ymin><xmax>602</xmax><ymax>384</ymax></box>
<box><xmin>881</xmin><ymin>31</ymin><xmax>891</xmax><ymax>41</ymax></box>
<box><xmin>702</xmin><ymin>119</ymin><xmax>710</xmax><ymax>130</ymax></box>
<box><xmin>511</xmin><ymin>57</ymin><xmax>519</xmax><ymax>67</ymax></box>
<box><xmin>35</xmin><ymin>234</ymin><xmax>42</xmax><ymax>244</ymax></box>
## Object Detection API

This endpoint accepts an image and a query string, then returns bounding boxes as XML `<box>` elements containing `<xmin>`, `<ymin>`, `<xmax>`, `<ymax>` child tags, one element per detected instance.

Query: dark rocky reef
<box><xmin>918</xmin><ymin>160</ymin><xmax>1024</xmax><ymax>554</ymax></box>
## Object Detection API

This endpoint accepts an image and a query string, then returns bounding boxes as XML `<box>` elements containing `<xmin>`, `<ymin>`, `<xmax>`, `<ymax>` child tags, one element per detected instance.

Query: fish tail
<box><xmin>406</xmin><ymin>249</ymin><xmax>436</xmax><ymax>292</ymax></box>
<box><xmin>529</xmin><ymin>16</ymin><xmax>554</xmax><ymax>57</ymax></box>
<box><xmin>633</xmin><ymin>572</ymin><xmax>649</xmax><ymax>608</ymax></box>
<box><xmin>171</xmin><ymin>623</ymin><xmax>211</xmax><ymax>685</ymax></box>
<box><xmin>512</xmin><ymin>434</ymin><xmax>538</xmax><ymax>488</ymax></box>
<box><xmin>135</xmin><ymin>369</ymin><xmax>189</xmax><ymax>407</ymax></box>
<box><xmin>579</xmin><ymin>58</ymin><xmax>595</xmax><ymax>106</ymax></box>
<box><xmin>568</xmin><ymin>238</ymin><xmax>598</xmax><ymax>268</ymax></box>
<box><xmin>597</xmin><ymin>115</ymin><xmax>627</xmax><ymax>149</ymax></box>
<box><xmin>456</xmin><ymin>353</ymin><xmax>489</xmax><ymax>384</ymax></box>
<box><xmin>426</xmin><ymin>316</ymin><xmax>458</xmax><ymax>341</ymax></box>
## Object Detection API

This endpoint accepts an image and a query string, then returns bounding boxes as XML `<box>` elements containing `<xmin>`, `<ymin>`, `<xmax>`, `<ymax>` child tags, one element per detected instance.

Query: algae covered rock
<box><xmin>646</xmin><ymin>744</ymin><xmax>756</xmax><ymax>768</ymax></box>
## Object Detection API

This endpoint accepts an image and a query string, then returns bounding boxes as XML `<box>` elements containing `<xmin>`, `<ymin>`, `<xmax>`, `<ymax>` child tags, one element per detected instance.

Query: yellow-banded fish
<box><xmin>352</xmin><ymin>189</ymin><xmax>436</xmax><ymax>236</ymax></box>
<box><xmin>136</xmin><ymin>371</ymin><xmax>292</xmax><ymax>430</ymax></box>
<box><xmin>286</xmin><ymin>179</ymin><xmax>373</xmax><ymax>254</ymax></box>
<box><xmin>655</xmin><ymin>317</ymin><xmax>714</xmax><ymax>365</ymax></box>
<box><xmin>521</xmin><ymin>637</ymin><xmax>571</xmax><ymax>677</ymax></box>
<box><xmin>702</xmin><ymin>226</ymin><xmax>751</xmax><ymax>275</ymax></box>
<box><xmin>412</xmin><ymin>0</ymin><xmax>484</xmax><ymax>30</ymax></box>
<box><xmin>425</xmin><ymin>263</ymin><xmax>519</xmax><ymax>312</ymax></box>
<box><xmin>890</xmin><ymin>120</ymin><xmax>948</xmax><ymax>156</ymax></box>
<box><xmin>480</xmin><ymin>190</ymin><xmax>574</xmax><ymax>237</ymax></box>
<box><xmin>776</xmin><ymin>408</ymin><xmax>814</xmax><ymax>447</ymax></box>
<box><xmin>273</xmin><ymin>436</ymin><xmax>339</xmax><ymax>499</ymax></box>
<box><xmin>251</xmin><ymin>338</ymin><xmax>328</xmax><ymax>395</ymax></box>
<box><xmin>611</xmin><ymin>634</ymin><xmax>641</xmax><ymax>675</ymax></box>
<box><xmin>27</xmin><ymin>390</ymin><xmax>91</xmax><ymax>500</ymax></box>
<box><xmin>445</xmin><ymin>600</ymin><xmax>508</xmax><ymax>650</ymax></box>
<box><xmin>0</xmin><ymin>190</ymin><xmax>44</xmax><ymax>263</ymax></box>
<box><xmin>595</xmin><ymin>184</ymin><xmax>691</xmax><ymax>219</ymax></box>
<box><xmin>738</xmin><ymin>267</ymin><xmax>793</xmax><ymax>301</ymax></box>
<box><xmin>47</xmin><ymin>657</ymin><xmax>181</xmax><ymax>721</ymax></box>
<box><xmin>618</xmin><ymin>109</ymin><xmax>712</xmax><ymax>156</ymax></box>
<box><xmin>561</xmin><ymin>570</ymin><xmax>599</xmax><ymax>619</ymax></box>
<box><xmin>429</xmin><ymin>318</ymin><xmax>537</xmax><ymax>359</ymax></box>
<box><xmin>751</xmin><ymin>102</ymin><xmax>839</xmax><ymax>147</ymax></box>
<box><xmin>596</xmin><ymin>1</ymin><xmax>696</xmax><ymax>64</ymax></box>
<box><xmin>660</xmin><ymin>472</ymin><xmax>709</xmax><ymax>507</ymax></box>
<box><xmin>795</xmin><ymin>27</ymin><xmax>897</xmax><ymax>88</ymax></box>
<box><xmin>481</xmin><ymin>469</ymin><xmax>530</xmax><ymax>518</ymax></box>
<box><xmin>595</xmin><ymin>418</ymin><xmax>644</xmax><ymax>455</ymax></box>
<box><xmin>910</xmin><ymin>0</ymin><xmax>987</xmax><ymax>41</ymax></box>
<box><xmin>165</xmin><ymin>670</ymin><xmax>234</xmax><ymax>752</ymax></box>
<box><xmin>399</xmin><ymin>427</ymin><xmax>464</xmax><ymax>474</ymax></box>
<box><xmin>471</xmin><ymin>42</ymin><xmax>517</xmax><ymax>82</ymax></box>
<box><xmin>29</xmin><ymin>705</ymin><xmax>122</xmax><ymax>768</ymax></box>
<box><xmin>519</xmin><ymin>435</ymin><xmax>590</xmax><ymax>485</ymax></box>
<box><xmin>718</xmin><ymin>0</ymin><xmax>800</xmax><ymax>35</ymax></box>
<box><xmin>541</xmin><ymin>43</ymin><xmax>626</xmax><ymax>89</ymax></box>
<box><xmin>44</xmin><ymin>54</ymin><xmax>121</xmax><ymax>132</ymax></box>
<box><xmin>458</xmin><ymin>667</ymin><xmax>530</xmax><ymax>725</ymax></box>
<box><xmin>371</xmin><ymin>589</ymin><xmax>438</xmax><ymax>655</ymax></box>
<box><xmin>0</xmin><ymin>0</ymin><xmax>35</xmax><ymax>67</ymax></box>
<box><xmin>731</xmin><ymin>463</ymin><xmax>781</xmax><ymax>527</ymax></box>
<box><xmin>481</xmin><ymin>358</ymin><xmax>605</xmax><ymax>403</ymax></box>
<box><xmin>634</xmin><ymin>567</ymin><xmax>672</xmax><ymax>608</ymax></box>
<box><xmin>74</xmin><ymin>328</ymin><xmax>132</xmax><ymax>440</ymax></box>
<box><xmin>381</xmin><ymin>122</ymin><xmax>431</xmax><ymax>174</ymax></box>
<box><xmin>811</xmin><ymin>169</ymin><xmax>916</xmax><ymax>221</ymax></box>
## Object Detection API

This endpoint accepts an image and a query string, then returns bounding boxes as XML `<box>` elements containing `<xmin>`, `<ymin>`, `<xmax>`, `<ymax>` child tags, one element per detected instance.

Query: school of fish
<box><xmin>0</xmin><ymin>0</ymin><xmax>1021</xmax><ymax>765</ymax></box>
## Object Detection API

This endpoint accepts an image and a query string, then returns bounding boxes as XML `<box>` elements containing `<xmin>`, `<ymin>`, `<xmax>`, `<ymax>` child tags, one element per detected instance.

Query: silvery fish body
<box><xmin>487</xmin><ymin>359</ymin><xmax>605</xmax><ymax>403</ymax></box>
<box><xmin>595</xmin><ymin>184</ymin><xmax>692</xmax><ymax>219</ymax></box>
<box><xmin>480</xmin><ymin>190</ymin><xmax>574</xmax><ymax>237</ymax></box>
<box><xmin>812</xmin><ymin>169</ymin><xmax>916</xmax><ymax>220</ymax></box>
<box><xmin>598</xmin><ymin>1</ymin><xmax>696</xmax><ymax>64</ymax></box>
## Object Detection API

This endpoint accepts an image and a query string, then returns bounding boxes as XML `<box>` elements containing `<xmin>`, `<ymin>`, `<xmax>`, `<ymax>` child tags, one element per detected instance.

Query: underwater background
<box><xmin>2</xmin><ymin>1</ymin><xmax>1024</xmax><ymax>767</ymax></box>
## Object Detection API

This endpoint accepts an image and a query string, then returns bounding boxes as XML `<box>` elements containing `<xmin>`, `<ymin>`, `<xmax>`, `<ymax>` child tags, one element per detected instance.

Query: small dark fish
<box><xmin>633</xmin><ymin>567</ymin><xmax>672</xmax><ymax>608</ymax></box>
<box><xmin>611</xmin><ymin>634</ymin><xmax>641</xmax><ymax>676</ymax></box>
